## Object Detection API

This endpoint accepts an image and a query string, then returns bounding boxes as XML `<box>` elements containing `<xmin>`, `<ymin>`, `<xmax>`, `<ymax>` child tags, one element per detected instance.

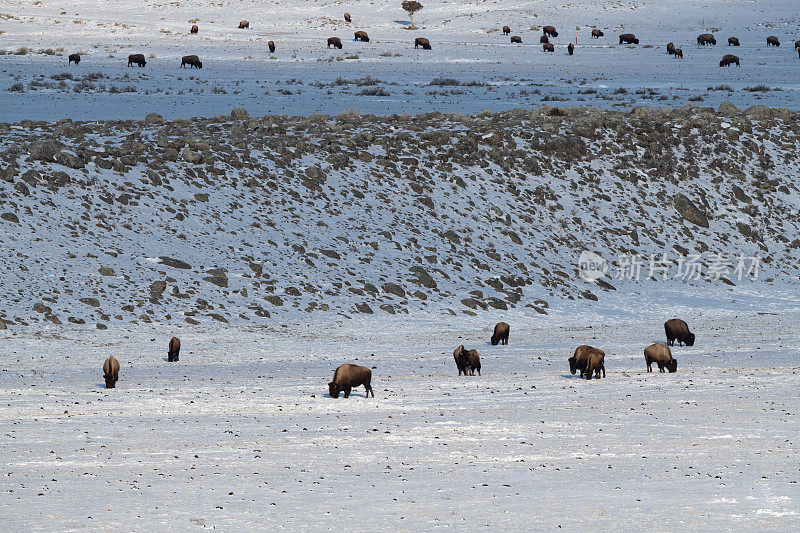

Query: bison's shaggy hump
<box><xmin>644</xmin><ymin>343</ymin><xmax>678</xmax><ymax>373</ymax></box>
<box><xmin>491</xmin><ymin>322</ymin><xmax>509</xmax><ymax>345</ymax></box>
<box><xmin>664</xmin><ymin>318</ymin><xmax>695</xmax><ymax>346</ymax></box>
<box><xmin>329</xmin><ymin>364</ymin><xmax>374</xmax><ymax>398</ymax></box>
<box><xmin>510</xmin><ymin>36</ymin><xmax>523</xmax><ymax>44</ymax></box>
<box><xmin>344</xmin><ymin>12</ymin><xmax>351</xmax><ymax>23</ymax></box>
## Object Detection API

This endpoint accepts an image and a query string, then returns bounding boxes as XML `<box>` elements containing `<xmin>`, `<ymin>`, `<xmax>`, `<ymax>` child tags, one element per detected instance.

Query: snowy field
<box><xmin>1</xmin><ymin>0</ymin><xmax>800</xmax><ymax>120</ymax></box>
<box><xmin>1</xmin><ymin>311</ymin><xmax>799</xmax><ymax>530</ymax></box>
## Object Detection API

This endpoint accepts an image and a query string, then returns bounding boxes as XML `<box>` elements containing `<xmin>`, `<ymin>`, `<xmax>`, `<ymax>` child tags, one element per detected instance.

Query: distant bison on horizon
<box><xmin>268</xmin><ymin>40</ymin><xmax>275</xmax><ymax>53</ymax></box>
<box><xmin>728</xmin><ymin>37</ymin><xmax>739</xmax><ymax>46</ymax></box>
<box><xmin>68</xmin><ymin>53</ymin><xmax>80</xmax><ymax>65</ymax></box>
<box><xmin>181</xmin><ymin>54</ymin><xmax>202</xmax><ymax>68</ymax></box>
<box><xmin>591</xmin><ymin>29</ymin><xmax>604</xmax><ymax>38</ymax></box>
<box><xmin>491</xmin><ymin>322</ymin><xmax>509</xmax><ymax>345</ymax></box>
<box><xmin>644</xmin><ymin>343</ymin><xmax>678</xmax><ymax>373</ymax></box>
<box><xmin>664</xmin><ymin>318</ymin><xmax>695</xmax><ymax>346</ymax></box>
<box><xmin>239</xmin><ymin>20</ymin><xmax>249</xmax><ymax>29</ymax></box>
<box><xmin>354</xmin><ymin>31</ymin><xmax>369</xmax><ymax>42</ymax></box>
<box><xmin>190</xmin><ymin>24</ymin><xmax>198</xmax><ymax>34</ymax></box>
<box><xmin>510</xmin><ymin>36</ymin><xmax>522</xmax><ymax>43</ymax></box>
<box><xmin>502</xmin><ymin>26</ymin><xmax>511</xmax><ymax>35</ymax></box>
<box><xmin>168</xmin><ymin>336</ymin><xmax>181</xmax><ymax>362</ymax></box>
<box><xmin>415</xmin><ymin>37</ymin><xmax>431</xmax><ymax>49</ymax></box>
<box><xmin>619</xmin><ymin>33</ymin><xmax>639</xmax><ymax>44</ymax></box>
<box><xmin>766</xmin><ymin>36</ymin><xmax>780</xmax><ymax>47</ymax></box>
<box><xmin>127</xmin><ymin>53</ymin><xmax>146</xmax><ymax>67</ymax></box>
<box><xmin>542</xmin><ymin>25</ymin><xmax>558</xmax><ymax>37</ymax></box>
<box><xmin>697</xmin><ymin>33</ymin><xmax>716</xmax><ymax>46</ymax></box>
<box><xmin>327</xmin><ymin>37</ymin><xmax>343</xmax><ymax>49</ymax></box>
<box><xmin>543</xmin><ymin>42</ymin><xmax>554</xmax><ymax>52</ymax></box>
<box><xmin>719</xmin><ymin>54</ymin><xmax>740</xmax><ymax>67</ymax></box>
<box><xmin>328</xmin><ymin>363</ymin><xmax>374</xmax><ymax>398</ymax></box>
<box><xmin>103</xmin><ymin>356</ymin><xmax>119</xmax><ymax>389</ymax></box>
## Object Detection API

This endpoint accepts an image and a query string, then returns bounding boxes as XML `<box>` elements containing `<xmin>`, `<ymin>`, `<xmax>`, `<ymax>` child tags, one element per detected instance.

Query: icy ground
<box><xmin>1</xmin><ymin>311</ymin><xmax>799</xmax><ymax>529</ymax></box>
<box><xmin>1</xmin><ymin>0</ymin><xmax>799</xmax><ymax>120</ymax></box>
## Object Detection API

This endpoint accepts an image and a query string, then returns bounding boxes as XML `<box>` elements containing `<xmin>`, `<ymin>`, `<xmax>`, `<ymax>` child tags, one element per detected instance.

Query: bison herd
<box><xmin>101</xmin><ymin>318</ymin><xmax>696</xmax><ymax>396</ymax></box>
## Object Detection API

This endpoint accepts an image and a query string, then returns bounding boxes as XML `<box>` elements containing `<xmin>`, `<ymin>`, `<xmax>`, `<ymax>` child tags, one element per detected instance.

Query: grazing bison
<box><xmin>644</xmin><ymin>343</ymin><xmax>678</xmax><ymax>373</ymax></box>
<box><xmin>543</xmin><ymin>42</ymin><xmax>554</xmax><ymax>52</ymax></box>
<box><xmin>540</xmin><ymin>34</ymin><xmax>549</xmax><ymax>44</ymax></box>
<box><xmin>585</xmin><ymin>349</ymin><xmax>605</xmax><ymax>380</ymax></box>
<box><xmin>795</xmin><ymin>40</ymin><xmax>800</xmax><ymax>50</ymax></box>
<box><xmin>542</xmin><ymin>25</ymin><xmax>558</xmax><ymax>37</ymax></box>
<box><xmin>453</xmin><ymin>345</ymin><xmax>481</xmax><ymax>376</ymax></box>
<box><xmin>502</xmin><ymin>26</ymin><xmax>511</xmax><ymax>35</ymax></box>
<box><xmin>180</xmin><ymin>55</ymin><xmax>202</xmax><ymax>69</ymax></box>
<box><xmin>344</xmin><ymin>12</ymin><xmax>351</xmax><ymax>23</ymax></box>
<box><xmin>491</xmin><ymin>322</ymin><xmax>510</xmax><ymax>345</ymax></box>
<box><xmin>664</xmin><ymin>318</ymin><xmax>695</xmax><ymax>346</ymax></box>
<box><xmin>168</xmin><ymin>336</ymin><xmax>180</xmax><ymax>362</ymax></box>
<box><xmin>673</xmin><ymin>48</ymin><xmax>683</xmax><ymax>59</ymax></box>
<box><xmin>667</xmin><ymin>42</ymin><xmax>675</xmax><ymax>55</ymax></box>
<box><xmin>728</xmin><ymin>37</ymin><xmax>739</xmax><ymax>46</ymax></box>
<box><xmin>190</xmin><ymin>24</ymin><xmax>198</xmax><ymax>34</ymax></box>
<box><xmin>719</xmin><ymin>53</ymin><xmax>740</xmax><ymax>67</ymax></box>
<box><xmin>268</xmin><ymin>40</ymin><xmax>276</xmax><ymax>53</ymax></box>
<box><xmin>328</xmin><ymin>364</ymin><xmax>374</xmax><ymax>398</ymax></box>
<box><xmin>239</xmin><ymin>20</ymin><xmax>249</xmax><ymax>29</ymax></box>
<box><xmin>568</xmin><ymin>345</ymin><xmax>594</xmax><ymax>378</ymax></box>
<box><xmin>415</xmin><ymin>37</ymin><xmax>431</xmax><ymax>49</ymax></box>
<box><xmin>510</xmin><ymin>36</ymin><xmax>522</xmax><ymax>44</ymax></box>
<box><xmin>354</xmin><ymin>31</ymin><xmax>369</xmax><ymax>42</ymax></box>
<box><xmin>68</xmin><ymin>53</ymin><xmax>80</xmax><ymax>65</ymax></box>
<box><xmin>567</xmin><ymin>42</ymin><xmax>574</xmax><ymax>55</ymax></box>
<box><xmin>619</xmin><ymin>33</ymin><xmax>639</xmax><ymax>45</ymax></box>
<box><xmin>591</xmin><ymin>29</ymin><xmax>604</xmax><ymax>38</ymax></box>
<box><xmin>327</xmin><ymin>37</ymin><xmax>343</xmax><ymax>49</ymax></box>
<box><xmin>103</xmin><ymin>356</ymin><xmax>119</xmax><ymax>389</ymax></box>
<box><xmin>697</xmin><ymin>33</ymin><xmax>716</xmax><ymax>46</ymax></box>
<box><xmin>766</xmin><ymin>36</ymin><xmax>780</xmax><ymax>47</ymax></box>
<box><xmin>127</xmin><ymin>53</ymin><xmax>146</xmax><ymax>67</ymax></box>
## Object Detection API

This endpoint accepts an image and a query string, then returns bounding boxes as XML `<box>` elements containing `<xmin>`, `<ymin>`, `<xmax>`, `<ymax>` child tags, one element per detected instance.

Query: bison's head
<box><xmin>668</xmin><ymin>359</ymin><xmax>678</xmax><ymax>373</ymax></box>
<box><xmin>685</xmin><ymin>333</ymin><xmax>695</xmax><ymax>346</ymax></box>
<box><xmin>328</xmin><ymin>382</ymin><xmax>341</xmax><ymax>398</ymax></box>
<box><xmin>490</xmin><ymin>335</ymin><xmax>499</xmax><ymax>346</ymax></box>
<box><xmin>198</xmin><ymin>62</ymin><xmax>203</xmax><ymax>68</ymax></box>
<box><xmin>568</xmin><ymin>355</ymin><xmax>579</xmax><ymax>374</ymax></box>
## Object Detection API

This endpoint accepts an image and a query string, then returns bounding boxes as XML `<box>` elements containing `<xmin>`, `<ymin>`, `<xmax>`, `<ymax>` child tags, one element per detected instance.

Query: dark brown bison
<box><xmin>268</xmin><ymin>40</ymin><xmax>275</xmax><ymax>53</ymax></box>
<box><xmin>344</xmin><ymin>12</ymin><xmax>351</xmax><ymax>23</ymax></box>
<box><xmin>354</xmin><ymin>31</ymin><xmax>369</xmax><ymax>42</ymax></box>
<box><xmin>619</xmin><ymin>33</ymin><xmax>639</xmax><ymax>45</ymax></box>
<box><xmin>239</xmin><ymin>20</ymin><xmax>249</xmax><ymax>29</ymax></box>
<box><xmin>568</xmin><ymin>345</ymin><xmax>599</xmax><ymax>378</ymax></box>
<box><xmin>415</xmin><ymin>37</ymin><xmax>431</xmax><ymax>50</ymax></box>
<box><xmin>540</xmin><ymin>34</ymin><xmax>549</xmax><ymax>44</ymax></box>
<box><xmin>68</xmin><ymin>53</ymin><xmax>80</xmax><ymax>65</ymax></box>
<box><xmin>674</xmin><ymin>48</ymin><xmax>683</xmax><ymax>58</ymax></box>
<box><xmin>567</xmin><ymin>42</ymin><xmax>574</xmax><ymax>55</ymax></box>
<box><xmin>719</xmin><ymin>54</ymin><xmax>740</xmax><ymax>67</ymax></box>
<box><xmin>728</xmin><ymin>37</ymin><xmax>739</xmax><ymax>46</ymax></box>
<box><xmin>180</xmin><ymin>55</ymin><xmax>202</xmax><ymax>68</ymax></box>
<box><xmin>667</xmin><ymin>42</ymin><xmax>675</xmax><ymax>55</ymax></box>
<box><xmin>103</xmin><ymin>355</ymin><xmax>119</xmax><ymax>389</ymax></box>
<box><xmin>542</xmin><ymin>25</ymin><xmax>558</xmax><ymax>37</ymax></box>
<box><xmin>510</xmin><ymin>36</ymin><xmax>522</xmax><ymax>43</ymax></box>
<box><xmin>543</xmin><ymin>42</ymin><xmax>554</xmax><ymax>52</ymax></box>
<box><xmin>327</xmin><ymin>37</ymin><xmax>343</xmax><ymax>49</ymax></box>
<box><xmin>644</xmin><ymin>343</ymin><xmax>678</xmax><ymax>373</ymax></box>
<box><xmin>502</xmin><ymin>26</ymin><xmax>511</xmax><ymax>35</ymax></box>
<box><xmin>168</xmin><ymin>336</ymin><xmax>180</xmax><ymax>362</ymax></box>
<box><xmin>697</xmin><ymin>33</ymin><xmax>716</xmax><ymax>46</ymax></box>
<box><xmin>491</xmin><ymin>322</ymin><xmax>509</xmax><ymax>345</ymax></box>
<box><xmin>190</xmin><ymin>24</ymin><xmax>198</xmax><ymax>34</ymax></box>
<box><xmin>585</xmin><ymin>349</ymin><xmax>605</xmax><ymax>380</ymax></box>
<box><xmin>664</xmin><ymin>318</ymin><xmax>695</xmax><ymax>346</ymax></box>
<box><xmin>127</xmin><ymin>53</ymin><xmax>146</xmax><ymax>67</ymax></box>
<box><xmin>591</xmin><ymin>29</ymin><xmax>604</xmax><ymax>38</ymax></box>
<box><xmin>766</xmin><ymin>36</ymin><xmax>779</xmax><ymax>47</ymax></box>
<box><xmin>329</xmin><ymin>364</ymin><xmax>374</xmax><ymax>398</ymax></box>
<box><xmin>453</xmin><ymin>345</ymin><xmax>481</xmax><ymax>376</ymax></box>
<box><xmin>795</xmin><ymin>40</ymin><xmax>800</xmax><ymax>50</ymax></box>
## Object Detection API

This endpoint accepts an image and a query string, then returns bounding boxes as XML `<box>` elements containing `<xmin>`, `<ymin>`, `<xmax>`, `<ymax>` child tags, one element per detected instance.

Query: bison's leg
<box><xmin>601</xmin><ymin>365</ymin><xmax>605</xmax><ymax>378</ymax></box>
<box><xmin>344</xmin><ymin>386</ymin><xmax>351</xmax><ymax>398</ymax></box>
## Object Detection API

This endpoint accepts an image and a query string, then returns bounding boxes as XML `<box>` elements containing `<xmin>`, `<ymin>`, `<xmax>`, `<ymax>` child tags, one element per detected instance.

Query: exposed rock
<box><xmin>673</xmin><ymin>193</ymin><xmax>709</xmax><ymax>228</ymax></box>
<box><xmin>29</xmin><ymin>139</ymin><xmax>65</xmax><ymax>162</ymax></box>
<box><xmin>149</xmin><ymin>280</ymin><xmax>167</xmax><ymax>298</ymax></box>
<box><xmin>80</xmin><ymin>297</ymin><xmax>100</xmax><ymax>307</ymax></box>
<box><xmin>1</xmin><ymin>213</ymin><xmax>19</xmax><ymax>224</ymax></box>
<box><xmin>382</xmin><ymin>282</ymin><xmax>406</xmax><ymax>297</ymax></box>
<box><xmin>159</xmin><ymin>257</ymin><xmax>192</xmax><ymax>270</ymax></box>
<box><xmin>144</xmin><ymin>113</ymin><xmax>164</xmax><ymax>124</ymax></box>
<box><xmin>231</xmin><ymin>108</ymin><xmax>250</xmax><ymax>120</ymax></box>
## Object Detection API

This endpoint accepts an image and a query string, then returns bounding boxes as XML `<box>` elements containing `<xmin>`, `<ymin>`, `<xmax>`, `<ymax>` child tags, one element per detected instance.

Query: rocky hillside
<box><xmin>1</xmin><ymin>104</ymin><xmax>799</xmax><ymax>329</ymax></box>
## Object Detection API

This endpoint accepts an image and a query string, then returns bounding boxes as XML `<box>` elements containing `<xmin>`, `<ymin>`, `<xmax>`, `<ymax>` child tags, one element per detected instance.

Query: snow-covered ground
<box><xmin>1</xmin><ymin>0</ymin><xmax>799</xmax><ymax>120</ymax></box>
<box><xmin>1</xmin><ymin>312</ymin><xmax>799</xmax><ymax>529</ymax></box>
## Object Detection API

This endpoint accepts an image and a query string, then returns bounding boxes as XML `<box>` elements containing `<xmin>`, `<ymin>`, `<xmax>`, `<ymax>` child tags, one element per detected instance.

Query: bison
<box><xmin>585</xmin><ymin>349</ymin><xmax>605</xmax><ymax>380</ymax></box>
<box><xmin>239</xmin><ymin>20</ymin><xmax>249</xmax><ymax>29</ymax></box>
<box><xmin>127</xmin><ymin>53</ymin><xmax>146</xmax><ymax>67</ymax></box>
<box><xmin>591</xmin><ymin>29</ymin><xmax>604</xmax><ymax>38</ymax></box>
<box><xmin>568</xmin><ymin>345</ymin><xmax>596</xmax><ymax>378</ymax></box>
<box><xmin>491</xmin><ymin>322</ymin><xmax>509</xmax><ymax>345</ymax></box>
<box><xmin>667</xmin><ymin>42</ymin><xmax>675</xmax><ymax>55</ymax></box>
<box><xmin>354</xmin><ymin>31</ymin><xmax>369</xmax><ymax>42</ymax></box>
<box><xmin>344</xmin><ymin>12</ymin><xmax>351</xmax><ymax>23</ymax></box>
<box><xmin>540</xmin><ymin>34</ymin><xmax>549</xmax><ymax>44</ymax></box>
<box><xmin>68</xmin><ymin>53</ymin><xmax>81</xmax><ymax>65</ymax></box>
<box><xmin>453</xmin><ymin>345</ymin><xmax>481</xmax><ymax>376</ymax></box>
<box><xmin>510</xmin><ymin>36</ymin><xmax>522</xmax><ymax>44</ymax></box>
<box><xmin>543</xmin><ymin>42</ymin><xmax>554</xmax><ymax>52</ymax></box>
<box><xmin>103</xmin><ymin>356</ymin><xmax>119</xmax><ymax>389</ymax></box>
<box><xmin>619</xmin><ymin>33</ymin><xmax>639</xmax><ymax>45</ymax></box>
<box><xmin>542</xmin><ymin>25</ymin><xmax>558</xmax><ymax>37</ymax></box>
<box><xmin>168</xmin><ymin>336</ymin><xmax>180</xmax><ymax>362</ymax></box>
<box><xmin>644</xmin><ymin>343</ymin><xmax>678</xmax><ymax>373</ymax></box>
<box><xmin>567</xmin><ymin>42</ymin><xmax>574</xmax><ymax>55</ymax></box>
<box><xmin>415</xmin><ymin>37</ymin><xmax>431</xmax><ymax>50</ymax></box>
<box><xmin>190</xmin><ymin>24</ymin><xmax>198</xmax><ymax>34</ymax></box>
<box><xmin>328</xmin><ymin>364</ymin><xmax>374</xmax><ymax>398</ymax></box>
<box><xmin>502</xmin><ymin>26</ymin><xmax>511</xmax><ymax>35</ymax></box>
<box><xmin>180</xmin><ymin>55</ymin><xmax>202</xmax><ymax>69</ymax></box>
<box><xmin>766</xmin><ymin>36</ymin><xmax>780</xmax><ymax>47</ymax></box>
<box><xmin>728</xmin><ymin>37</ymin><xmax>739</xmax><ymax>46</ymax></box>
<box><xmin>795</xmin><ymin>40</ymin><xmax>800</xmax><ymax>50</ymax></box>
<box><xmin>327</xmin><ymin>37</ymin><xmax>343</xmax><ymax>49</ymax></box>
<box><xmin>673</xmin><ymin>48</ymin><xmax>683</xmax><ymax>59</ymax></box>
<box><xmin>719</xmin><ymin>53</ymin><xmax>740</xmax><ymax>67</ymax></box>
<box><xmin>664</xmin><ymin>318</ymin><xmax>695</xmax><ymax>346</ymax></box>
<box><xmin>697</xmin><ymin>33</ymin><xmax>716</xmax><ymax>46</ymax></box>
<box><xmin>268</xmin><ymin>40</ymin><xmax>276</xmax><ymax>53</ymax></box>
